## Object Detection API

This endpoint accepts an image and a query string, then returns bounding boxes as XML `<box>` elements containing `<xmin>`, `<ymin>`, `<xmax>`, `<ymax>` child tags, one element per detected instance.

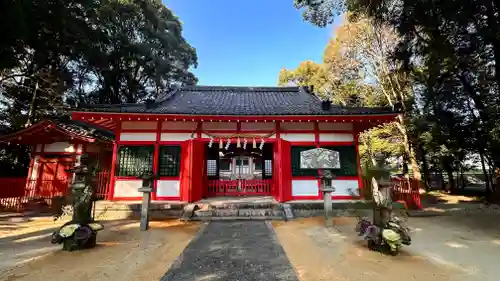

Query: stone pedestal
<box><xmin>321</xmin><ymin>187</ymin><xmax>335</xmax><ymax>227</ymax></box>
<box><xmin>139</xmin><ymin>188</ymin><xmax>152</xmax><ymax>231</ymax></box>
<box><xmin>138</xmin><ymin>174</ymin><xmax>155</xmax><ymax>231</ymax></box>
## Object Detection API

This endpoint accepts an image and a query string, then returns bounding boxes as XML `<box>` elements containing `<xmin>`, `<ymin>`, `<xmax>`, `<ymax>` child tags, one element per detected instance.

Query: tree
<box><xmin>278</xmin><ymin>60</ymin><xmax>328</xmax><ymax>96</ymax></box>
<box><xmin>293</xmin><ymin>0</ymin><xmax>500</xmax><ymax>193</ymax></box>
<box><xmin>281</xmin><ymin>14</ymin><xmax>420</xmax><ymax>178</ymax></box>
<box><xmin>0</xmin><ymin>0</ymin><xmax>198</xmax><ymax>175</ymax></box>
<box><xmin>0</xmin><ymin>0</ymin><xmax>198</xmax><ymax>130</ymax></box>
<box><xmin>70</xmin><ymin>0</ymin><xmax>198</xmax><ymax>105</ymax></box>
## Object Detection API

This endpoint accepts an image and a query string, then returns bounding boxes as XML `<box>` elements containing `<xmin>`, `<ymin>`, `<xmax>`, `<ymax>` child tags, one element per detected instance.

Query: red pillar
<box><xmin>151</xmin><ymin>121</ymin><xmax>161</xmax><ymax>201</ymax></box>
<box><xmin>276</xmin><ymin>139</ymin><xmax>292</xmax><ymax>202</ymax></box>
<box><xmin>355</xmin><ymin>131</ymin><xmax>363</xmax><ymax>199</ymax></box>
<box><xmin>107</xmin><ymin>121</ymin><xmax>121</xmax><ymax>200</ymax></box>
<box><xmin>179</xmin><ymin>139</ymin><xmax>204</xmax><ymax>202</ymax></box>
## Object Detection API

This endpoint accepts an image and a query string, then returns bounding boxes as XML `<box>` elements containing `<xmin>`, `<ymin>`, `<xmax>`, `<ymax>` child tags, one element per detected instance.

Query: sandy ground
<box><xmin>3</xmin><ymin>212</ymin><xmax>500</xmax><ymax>281</ymax></box>
<box><xmin>0</xmin><ymin>219</ymin><xmax>201</xmax><ymax>281</ymax></box>
<box><xmin>273</xmin><ymin>216</ymin><xmax>486</xmax><ymax>281</ymax></box>
<box><xmin>409</xmin><ymin>214</ymin><xmax>500</xmax><ymax>281</ymax></box>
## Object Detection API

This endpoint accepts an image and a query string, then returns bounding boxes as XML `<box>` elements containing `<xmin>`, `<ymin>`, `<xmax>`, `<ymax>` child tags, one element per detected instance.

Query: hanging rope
<box><xmin>198</xmin><ymin>130</ymin><xmax>276</xmax><ymax>139</ymax></box>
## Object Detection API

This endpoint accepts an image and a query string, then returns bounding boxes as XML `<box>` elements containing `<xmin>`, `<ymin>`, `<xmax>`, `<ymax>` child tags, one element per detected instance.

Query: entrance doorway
<box><xmin>206</xmin><ymin>143</ymin><xmax>273</xmax><ymax>196</ymax></box>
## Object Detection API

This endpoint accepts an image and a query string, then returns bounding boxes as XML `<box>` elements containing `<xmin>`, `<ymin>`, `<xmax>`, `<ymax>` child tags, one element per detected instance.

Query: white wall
<box><xmin>156</xmin><ymin>180</ymin><xmax>180</xmax><ymax>197</ymax></box>
<box><xmin>291</xmin><ymin>179</ymin><xmax>360</xmax><ymax>198</ymax></box>
<box><xmin>319</xmin><ymin>133</ymin><xmax>354</xmax><ymax>142</ymax></box>
<box><xmin>292</xmin><ymin>180</ymin><xmax>319</xmax><ymax>196</ymax></box>
<box><xmin>119</xmin><ymin>132</ymin><xmax>156</xmax><ymax>142</ymax></box>
<box><xmin>331</xmin><ymin>180</ymin><xmax>359</xmax><ymax>197</ymax></box>
<box><xmin>160</xmin><ymin>133</ymin><xmax>193</xmax><ymax>142</ymax></box>
<box><xmin>114</xmin><ymin>180</ymin><xmax>142</xmax><ymax>197</ymax></box>
<box><xmin>121</xmin><ymin>121</ymin><xmax>157</xmax><ymax>130</ymax></box>
<box><xmin>280</xmin><ymin>133</ymin><xmax>315</xmax><ymax>142</ymax></box>
<box><xmin>44</xmin><ymin>142</ymin><xmax>75</xmax><ymax>153</ymax></box>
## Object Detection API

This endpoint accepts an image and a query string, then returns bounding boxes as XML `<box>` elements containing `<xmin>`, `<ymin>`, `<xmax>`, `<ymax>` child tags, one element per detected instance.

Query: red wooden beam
<box><xmin>72</xmin><ymin>111</ymin><xmax>398</xmax><ymax>123</ymax></box>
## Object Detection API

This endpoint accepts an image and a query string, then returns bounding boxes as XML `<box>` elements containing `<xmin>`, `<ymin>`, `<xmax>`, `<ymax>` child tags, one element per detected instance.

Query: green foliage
<box><xmin>279</xmin><ymin>15</ymin><xmax>409</xmax><ymax>175</ymax></box>
<box><xmin>292</xmin><ymin>0</ymin><xmax>500</xmax><ymax>193</ymax></box>
<box><xmin>0</xmin><ymin>0</ymin><xmax>197</xmax><ymax>173</ymax></box>
<box><xmin>359</xmin><ymin>123</ymin><xmax>403</xmax><ymax>167</ymax></box>
<box><xmin>0</xmin><ymin>0</ymin><xmax>197</xmax><ymax>130</ymax></box>
<box><xmin>278</xmin><ymin>60</ymin><xmax>328</xmax><ymax>96</ymax></box>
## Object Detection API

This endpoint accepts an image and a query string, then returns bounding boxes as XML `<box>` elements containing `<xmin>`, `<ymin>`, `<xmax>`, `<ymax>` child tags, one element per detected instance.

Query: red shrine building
<box><xmin>0</xmin><ymin>86</ymin><xmax>398</xmax><ymax>203</ymax></box>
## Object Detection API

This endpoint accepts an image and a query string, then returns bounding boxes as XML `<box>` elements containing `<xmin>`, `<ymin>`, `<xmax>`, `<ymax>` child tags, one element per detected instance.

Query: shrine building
<box><xmin>0</xmin><ymin>86</ymin><xmax>398</xmax><ymax>203</ymax></box>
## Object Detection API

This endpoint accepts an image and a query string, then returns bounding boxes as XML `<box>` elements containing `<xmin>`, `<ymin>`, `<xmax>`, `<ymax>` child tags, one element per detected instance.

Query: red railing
<box><xmin>0</xmin><ymin>178</ymin><xmax>69</xmax><ymax>211</ymax></box>
<box><xmin>362</xmin><ymin>178</ymin><xmax>422</xmax><ymax>210</ymax></box>
<box><xmin>391</xmin><ymin>179</ymin><xmax>422</xmax><ymax>210</ymax></box>
<box><xmin>0</xmin><ymin>174</ymin><xmax>111</xmax><ymax>211</ymax></box>
<box><xmin>207</xmin><ymin>179</ymin><xmax>273</xmax><ymax>196</ymax></box>
<box><xmin>95</xmin><ymin>171</ymin><xmax>111</xmax><ymax>199</ymax></box>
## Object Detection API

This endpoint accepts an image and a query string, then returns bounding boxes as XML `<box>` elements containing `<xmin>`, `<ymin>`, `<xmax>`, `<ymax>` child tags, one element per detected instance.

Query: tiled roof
<box><xmin>77</xmin><ymin>86</ymin><xmax>396</xmax><ymax>116</ymax></box>
<box><xmin>0</xmin><ymin>118</ymin><xmax>114</xmax><ymax>144</ymax></box>
<box><xmin>51</xmin><ymin>118</ymin><xmax>114</xmax><ymax>142</ymax></box>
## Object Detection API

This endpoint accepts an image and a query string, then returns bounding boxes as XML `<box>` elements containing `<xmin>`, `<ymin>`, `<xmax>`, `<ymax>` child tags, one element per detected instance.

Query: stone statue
<box><xmin>368</xmin><ymin>154</ymin><xmax>393</xmax><ymax>227</ymax></box>
<box><xmin>51</xmin><ymin>153</ymin><xmax>103</xmax><ymax>251</ymax></box>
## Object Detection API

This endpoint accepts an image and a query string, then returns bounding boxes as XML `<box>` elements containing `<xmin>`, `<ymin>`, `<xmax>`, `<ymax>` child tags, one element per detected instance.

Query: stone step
<box><xmin>196</xmin><ymin>202</ymin><xmax>280</xmax><ymax>210</ymax></box>
<box><xmin>193</xmin><ymin>208</ymin><xmax>284</xmax><ymax>218</ymax></box>
<box><xmin>189</xmin><ymin>216</ymin><xmax>284</xmax><ymax>221</ymax></box>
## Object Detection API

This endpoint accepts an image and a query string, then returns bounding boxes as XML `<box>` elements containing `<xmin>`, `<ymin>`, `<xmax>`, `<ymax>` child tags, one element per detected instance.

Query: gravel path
<box><xmin>160</xmin><ymin>221</ymin><xmax>299</xmax><ymax>281</ymax></box>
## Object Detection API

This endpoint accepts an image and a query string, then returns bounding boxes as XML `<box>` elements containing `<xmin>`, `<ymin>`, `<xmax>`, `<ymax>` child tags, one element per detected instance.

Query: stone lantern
<box><xmin>67</xmin><ymin>153</ymin><xmax>96</xmax><ymax>225</ymax></box>
<box><xmin>300</xmin><ymin>148</ymin><xmax>341</xmax><ymax>227</ymax></box>
<box><xmin>138</xmin><ymin>172</ymin><xmax>155</xmax><ymax>231</ymax></box>
<box><xmin>54</xmin><ymin>153</ymin><xmax>100</xmax><ymax>251</ymax></box>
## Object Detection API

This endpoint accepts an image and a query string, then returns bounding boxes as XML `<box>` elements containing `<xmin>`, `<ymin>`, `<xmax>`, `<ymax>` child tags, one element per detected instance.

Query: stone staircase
<box><xmin>182</xmin><ymin>197</ymin><xmax>286</xmax><ymax>220</ymax></box>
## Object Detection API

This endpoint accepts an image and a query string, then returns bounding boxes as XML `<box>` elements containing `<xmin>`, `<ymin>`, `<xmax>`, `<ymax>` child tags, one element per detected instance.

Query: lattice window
<box><xmin>158</xmin><ymin>146</ymin><xmax>181</xmax><ymax>177</ymax></box>
<box><xmin>207</xmin><ymin>160</ymin><xmax>217</xmax><ymax>176</ymax></box>
<box><xmin>291</xmin><ymin>146</ymin><xmax>358</xmax><ymax>177</ymax></box>
<box><xmin>264</xmin><ymin>160</ymin><xmax>273</xmax><ymax>177</ymax></box>
<box><xmin>117</xmin><ymin>146</ymin><xmax>154</xmax><ymax>177</ymax></box>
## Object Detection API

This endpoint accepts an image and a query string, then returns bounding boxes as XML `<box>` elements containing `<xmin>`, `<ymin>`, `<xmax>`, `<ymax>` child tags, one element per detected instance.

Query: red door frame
<box><xmin>36</xmin><ymin>156</ymin><xmax>73</xmax><ymax>197</ymax></box>
<box><xmin>179</xmin><ymin>139</ymin><xmax>205</xmax><ymax>202</ymax></box>
<box><xmin>274</xmin><ymin>138</ymin><xmax>292</xmax><ymax>202</ymax></box>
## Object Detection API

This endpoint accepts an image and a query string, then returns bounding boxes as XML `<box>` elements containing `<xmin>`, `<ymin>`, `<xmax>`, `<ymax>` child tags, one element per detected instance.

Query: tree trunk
<box><xmin>479</xmin><ymin>150</ymin><xmax>492</xmax><ymax>200</ymax></box>
<box><xmin>420</xmin><ymin>145</ymin><xmax>430</xmax><ymax>191</ymax></box>
<box><xmin>24</xmin><ymin>81</ymin><xmax>39</xmax><ymax>128</ymax></box>
<box><xmin>395</xmin><ymin>116</ymin><xmax>421</xmax><ymax>180</ymax></box>
<box><xmin>439</xmin><ymin>170</ymin><xmax>446</xmax><ymax>190</ymax></box>
<box><xmin>446</xmin><ymin>168</ymin><xmax>455</xmax><ymax>194</ymax></box>
<box><xmin>459</xmin><ymin>166</ymin><xmax>465</xmax><ymax>189</ymax></box>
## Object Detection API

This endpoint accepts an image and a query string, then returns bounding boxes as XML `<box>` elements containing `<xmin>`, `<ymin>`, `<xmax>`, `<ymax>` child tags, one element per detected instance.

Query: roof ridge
<box><xmin>181</xmin><ymin>85</ymin><xmax>300</xmax><ymax>92</ymax></box>
<box><xmin>155</xmin><ymin>88</ymin><xmax>180</xmax><ymax>104</ymax></box>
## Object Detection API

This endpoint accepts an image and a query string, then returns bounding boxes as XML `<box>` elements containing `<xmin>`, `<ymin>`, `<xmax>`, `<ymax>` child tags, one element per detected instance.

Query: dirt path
<box><xmin>409</xmin><ymin>214</ymin><xmax>500</xmax><ymax>281</ymax></box>
<box><xmin>0</xmin><ymin>220</ymin><xmax>201</xmax><ymax>281</ymax></box>
<box><xmin>273</xmin><ymin>217</ymin><xmax>459</xmax><ymax>281</ymax></box>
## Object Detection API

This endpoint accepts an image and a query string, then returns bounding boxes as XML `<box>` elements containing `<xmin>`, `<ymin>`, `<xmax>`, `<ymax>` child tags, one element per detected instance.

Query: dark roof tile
<box><xmin>77</xmin><ymin>86</ymin><xmax>396</xmax><ymax>116</ymax></box>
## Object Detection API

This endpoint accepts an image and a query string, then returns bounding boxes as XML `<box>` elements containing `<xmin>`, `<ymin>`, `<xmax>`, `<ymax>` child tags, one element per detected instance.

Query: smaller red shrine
<box><xmin>0</xmin><ymin>86</ymin><xmax>398</xmax><ymax>203</ymax></box>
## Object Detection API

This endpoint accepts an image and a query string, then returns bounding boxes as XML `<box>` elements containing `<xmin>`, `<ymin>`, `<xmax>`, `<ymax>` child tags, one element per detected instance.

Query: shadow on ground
<box><xmin>0</xmin><ymin>218</ymin><xmax>201</xmax><ymax>281</ymax></box>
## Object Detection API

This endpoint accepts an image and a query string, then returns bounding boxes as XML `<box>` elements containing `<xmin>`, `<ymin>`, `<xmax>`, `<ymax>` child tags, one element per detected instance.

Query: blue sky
<box><xmin>164</xmin><ymin>0</ymin><xmax>339</xmax><ymax>86</ymax></box>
